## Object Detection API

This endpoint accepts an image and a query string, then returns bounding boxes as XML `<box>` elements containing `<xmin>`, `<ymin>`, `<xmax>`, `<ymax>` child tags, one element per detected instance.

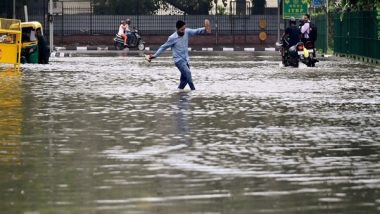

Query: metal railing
<box><xmin>24</xmin><ymin>2</ymin><xmax>281</xmax><ymax>37</ymax></box>
<box><xmin>312</xmin><ymin>14</ymin><xmax>328</xmax><ymax>53</ymax></box>
<box><xmin>334</xmin><ymin>11</ymin><xmax>379</xmax><ymax>60</ymax></box>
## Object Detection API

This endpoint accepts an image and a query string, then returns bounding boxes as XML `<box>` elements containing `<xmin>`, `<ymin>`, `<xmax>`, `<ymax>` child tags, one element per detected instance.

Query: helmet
<box><xmin>289</xmin><ymin>17</ymin><xmax>296</xmax><ymax>25</ymax></box>
<box><xmin>126</xmin><ymin>19</ymin><xmax>131</xmax><ymax>25</ymax></box>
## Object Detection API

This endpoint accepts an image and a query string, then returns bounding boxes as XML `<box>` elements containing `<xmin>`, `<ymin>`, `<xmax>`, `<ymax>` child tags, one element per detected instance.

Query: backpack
<box><xmin>309</xmin><ymin>22</ymin><xmax>317</xmax><ymax>42</ymax></box>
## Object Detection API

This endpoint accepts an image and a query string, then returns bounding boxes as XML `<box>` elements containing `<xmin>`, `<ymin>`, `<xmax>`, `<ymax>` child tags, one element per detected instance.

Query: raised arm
<box><xmin>187</xmin><ymin>27</ymin><xmax>207</xmax><ymax>37</ymax></box>
<box><xmin>187</xmin><ymin>19</ymin><xmax>212</xmax><ymax>37</ymax></box>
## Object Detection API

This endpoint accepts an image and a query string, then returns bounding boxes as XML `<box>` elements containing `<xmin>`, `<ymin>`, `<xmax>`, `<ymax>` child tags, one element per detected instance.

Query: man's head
<box><xmin>303</xmin><ymin>14</ymin><xmax>310</xmax><ymax>22</ymax></box>
<box><xmin>126</xmin><ymin>18</ymin><xmax>131</xmax><ymax>25</ymax></box>
<box><xmin>176</xmin><ymin>20</ymin><xmax>186</xmax><ymax>37</ymax></box>
<box><xmin>36</xmin><ymin>28</ymin><xmax>42</xmax><ymax>36</ymax></box>
<box><xmin>289</xmin><ymin>17</ymin><xmax>296</xmax><ymax>26</ymax></box>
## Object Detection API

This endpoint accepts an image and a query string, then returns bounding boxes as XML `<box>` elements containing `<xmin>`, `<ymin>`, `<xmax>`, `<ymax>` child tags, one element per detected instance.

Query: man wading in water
<box><xmin>146</xmin><ymin>19</ymin><xmax>211</xmax><ymax>90</ymax></box>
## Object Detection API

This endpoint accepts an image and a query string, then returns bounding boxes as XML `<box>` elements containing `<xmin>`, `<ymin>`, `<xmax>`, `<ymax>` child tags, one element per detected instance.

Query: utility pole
<box><xmin>13</xmin><ymin>0</ymin><xmax>16</xmax><ymax>19</ymax></box>
<box><xmin>277</xmin><ymin>0</ymin><xmax>281</xmax><ymax>42</ymax></box>
<box><xmin>326</xmin><ymin>0</ymin><xmax>329</xmax><ymax>53</ymax></box>
<box><xmin>49</xmin><ymin>0</ymin><xmax>54</xmax><ymax>52</ymax></box>
<box><xmin>24</xmin><ymin>5</ymin><xmax>29</xmax><ymax>22</ymax></box>
<box><xmin>214</xmin><ymin>0</ymin><xmax>218</xmax><ymax>45</ymax></box>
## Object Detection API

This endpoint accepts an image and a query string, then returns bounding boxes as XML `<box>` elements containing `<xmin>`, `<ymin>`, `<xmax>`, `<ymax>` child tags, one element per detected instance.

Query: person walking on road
<box><xmin>146</xmin><ymin>19</ymin><xmax>211</xmax><ymax>90</ymax></box>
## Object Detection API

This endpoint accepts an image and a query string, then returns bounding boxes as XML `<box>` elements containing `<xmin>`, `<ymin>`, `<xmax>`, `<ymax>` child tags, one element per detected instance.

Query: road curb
<box><xmin>53</xmin><ymin>46</ymin><xmax>279</xmax><ymax>54</ymax></box>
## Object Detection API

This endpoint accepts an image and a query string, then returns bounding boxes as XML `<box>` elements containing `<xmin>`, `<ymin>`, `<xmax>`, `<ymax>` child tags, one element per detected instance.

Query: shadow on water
<box><xmin>0</xmin><ymin>53</ymin><xmax>379</xmax><ymax>214</ymax></box>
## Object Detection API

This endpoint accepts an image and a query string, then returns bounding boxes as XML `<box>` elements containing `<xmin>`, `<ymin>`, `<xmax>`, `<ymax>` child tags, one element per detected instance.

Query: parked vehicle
<box><xmin>113</xmin><ymin>29</ymin><xmax>145</xmax><ymax>51</ymax></box>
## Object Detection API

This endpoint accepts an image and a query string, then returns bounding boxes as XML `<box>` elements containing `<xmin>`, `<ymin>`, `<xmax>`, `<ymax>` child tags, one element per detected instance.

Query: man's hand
<box><xmin>204</xmin><ymin>19</ymin><xmax>211</xmax><ymax>33</ymax></box>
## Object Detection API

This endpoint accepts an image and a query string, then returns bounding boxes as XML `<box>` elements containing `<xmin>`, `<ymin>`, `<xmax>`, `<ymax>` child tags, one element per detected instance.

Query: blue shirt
<box><xmin>153</xmin><ymin>27</ymin><xmax>206</xmax><ymax>63</ymax></box>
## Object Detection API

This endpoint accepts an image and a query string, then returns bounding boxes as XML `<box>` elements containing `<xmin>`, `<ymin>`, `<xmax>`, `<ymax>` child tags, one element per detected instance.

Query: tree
<box><xmin>332</xmin><ymin>0</ymin><xmax>380</xmax><ymax>11</ymax></box>
<box><xmin>0</xmin><ymin>0</ymin><xmax>40</xmax><ymax>19</ymax></box>
<box><xmin>93</xmin><ymin>0</ymin><xmax>162</xmax><ymax>15</ymax></box>
<box><xmin>235</xmin><ymin>0</ymin><xmax>248</xmax><ymax>15</ymax></box>
<box><xmin>251</xmin><ymin>0</ymin><xmax>266</xmax><ymax>15</ymax></box>
<box><xmin>0</xmin><ymin>0</ymin><xmax>11</xmax><ymax>18</ymax></box>
<box><xmin>163</xmin><ymin>0</ymin><xmax>213</xmax><ymax>15</ymax></box>
<box><xmin>93</xmin><ymin>0</ymin><xmax>217</xmax><ymax>15</ymax></box>
<box><xmin>216</xmin><ymin>5</ymin><xmax>227</xmax><ymax>15</ymax></box>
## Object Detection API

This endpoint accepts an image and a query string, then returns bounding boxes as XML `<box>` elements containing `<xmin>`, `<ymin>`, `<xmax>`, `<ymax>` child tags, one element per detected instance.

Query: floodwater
<box><xmin>0</xmin><ymin>51</ymin><xmax>379</xmax><ymax>214</ymax></box>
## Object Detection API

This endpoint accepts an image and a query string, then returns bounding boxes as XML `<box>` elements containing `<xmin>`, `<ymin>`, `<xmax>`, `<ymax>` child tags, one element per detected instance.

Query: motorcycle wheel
<box><xmin>306</xmin><ymin>58</ymin><xmax>315</xmax><ymax>67</ymax></box>
<box><xmin>137</xmin><ymin>40</ymin><xmax>145</xmax><ymax>51</ymax></box>
<box><xmin>115</xmin><ymin>43</ymin><xmax>124</xmax><ymax>50</ymax></box>
<box><xmin>294</xmin><ymin>61</ymin><xmax>300</xmax><ymax>68</ymax></box>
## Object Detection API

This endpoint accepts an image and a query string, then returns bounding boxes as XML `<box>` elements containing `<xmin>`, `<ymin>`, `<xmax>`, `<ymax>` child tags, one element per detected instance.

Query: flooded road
<box><xmin>0</xmin><ymin>52</ymin><xmax>379</xmax><ymax>214</ymax></box>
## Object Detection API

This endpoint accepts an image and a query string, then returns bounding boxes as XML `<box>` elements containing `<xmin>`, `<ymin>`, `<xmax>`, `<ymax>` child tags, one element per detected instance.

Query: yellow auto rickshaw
<box><xmin>19</xmin><ymin>21</ymin><xmax>50</xmax><ymax>64</ymax></box>
<box><xmin>0</xmin><ymin>18</ymin><xmax>22</xmax><ymax>68</ymax></box>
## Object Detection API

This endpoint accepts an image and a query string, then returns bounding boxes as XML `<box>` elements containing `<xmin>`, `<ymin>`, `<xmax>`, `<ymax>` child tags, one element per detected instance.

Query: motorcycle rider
<box><xmin>281</xmin><ymin>17</ymin><xmax>301</xmax><ymax>64</ymax></box>
<box><xmin>125</xmin><ymin>18</ymin><xmax>132</xmax><ymax>45</ymax></box>
<box><xmin>300</xmin><ymin>14</ymin><xmax>311</xmax><ymax>44</ymax></box>
<box><xmin>118</xmin><ymin>20</ymin><xmax>128</xmax><ymax>46</ymax></box>
<box><xmin>283</xmin><ymin>17</ymin><xmax>301</xmax><ymax>47</ymax></box>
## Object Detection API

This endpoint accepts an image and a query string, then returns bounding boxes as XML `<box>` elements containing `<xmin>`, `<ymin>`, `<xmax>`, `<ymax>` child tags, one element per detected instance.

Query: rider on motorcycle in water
<box><xmin>118</xmin><ymin>20</ymin><xmax>128</xmax><ymax>46</ymax></box>
<box><xmin>113</xmin><ymin>18</ymin><xmax>145</xmax><ymax>50</ymax></box>
<box><xmin>283</xmin><ymin>17</ymin><xmax>301</xmax><ymax>48</ymax></box>
<box><xmin>281</xmin><ymin>17</ymin><xmax>301</xmax><ymax>64</ymax></box>
<box><xmin>125</xmin><ymin>18</ymin><xmax>132</xmax><ymax>45</ymax></box>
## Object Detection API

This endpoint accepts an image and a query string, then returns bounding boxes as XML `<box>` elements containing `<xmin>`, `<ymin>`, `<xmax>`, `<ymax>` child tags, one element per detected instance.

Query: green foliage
<box><xmin>216</xmin><ymin>5</ymin><xmax>226</xmax><ymax>15</ymax></box>
<box><xmin>93</xmin><ymin>0</ymin><xmax>162</xmax><ymax>15</ymax></box>
<box><xmin>332</xmin><ymin>0</ymin><xmax>380</xmax><ymax>11</ymax></box>
<box><xmin>251</xmin><ymin>0</ymin><xmax>266</xmax><ymax>15</ymax></box>
<box><xmin>164</xmin><ymin>0</ymin><xmax>213</xmax><ymax>15</ymax></box>
<box><xmin>93</xmin><ymin>0</ymin><xmax>214</xmax><ymax>15</ymax></box>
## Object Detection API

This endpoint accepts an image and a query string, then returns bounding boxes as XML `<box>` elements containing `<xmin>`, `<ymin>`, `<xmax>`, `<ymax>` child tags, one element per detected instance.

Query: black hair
<box><xmin>176</xmin><ymin>20</ymin><xmax>186</xmax><ymax>29</ymax></box>
<box><xmin>305</xmin><ymin>14</ymin><xmax>310</xmax><ymax>19</ymax></box>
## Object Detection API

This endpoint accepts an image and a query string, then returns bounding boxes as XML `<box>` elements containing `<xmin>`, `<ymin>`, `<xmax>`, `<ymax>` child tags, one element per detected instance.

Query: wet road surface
<box><xmin>0</xmin><ymin>52</ymin><xmax>379</xmax><ymax>214</ymax></box>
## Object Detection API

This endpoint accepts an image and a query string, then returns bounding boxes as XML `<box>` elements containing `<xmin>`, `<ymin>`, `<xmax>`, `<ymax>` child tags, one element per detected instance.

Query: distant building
<box><xmin>52</xmin><ymin>0</ymin><xmax>92</xmax><ymax>14</ymax></box>
<box><xmin>266</xmin><ymin>0</ymin><xmax>279</xmax><ymax>8</ymax></box>
<box><xmin>210</xmin><ymin>0</ymin><xmax>279</xmax><ymax>15</ymax></box>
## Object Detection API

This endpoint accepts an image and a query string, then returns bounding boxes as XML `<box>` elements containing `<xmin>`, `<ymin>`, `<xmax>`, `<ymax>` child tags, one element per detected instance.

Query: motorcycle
<box><xmin>277</xmin><ymin>38</ymin><xmax>318</xmax><ymax>67</ymax></box>
<box><xmin>114</xmin><ymin>29</ymin><xmax>145</xmax><ymax>51</ymax></box>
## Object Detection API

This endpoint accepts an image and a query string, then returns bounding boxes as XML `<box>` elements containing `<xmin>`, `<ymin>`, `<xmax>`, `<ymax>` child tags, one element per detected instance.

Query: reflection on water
<box><xmin>0</xmin><ymin>54</ymin><xmax>379</xmax><ymax>214</ymax></box>
<box><xmin>175</xmin><ymin>92</ymin><xmax>191</xmax><ymax>145</ymax></box>
<box><xmin>0</xmin><ymin>68</ymin><xmax>22</xmax><ymax>165</ymax></box>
